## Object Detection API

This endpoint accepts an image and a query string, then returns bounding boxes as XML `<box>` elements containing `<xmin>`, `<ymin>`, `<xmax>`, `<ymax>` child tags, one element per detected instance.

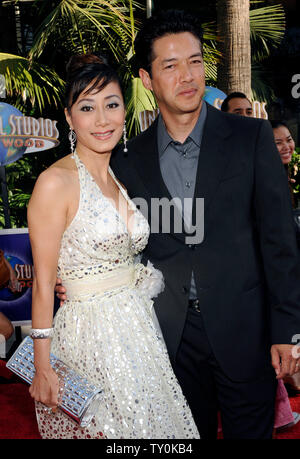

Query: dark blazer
<box><xmin>111</xmin><ymin>103</ymin><xmax>300</xmax><ymax>382</ymax></box>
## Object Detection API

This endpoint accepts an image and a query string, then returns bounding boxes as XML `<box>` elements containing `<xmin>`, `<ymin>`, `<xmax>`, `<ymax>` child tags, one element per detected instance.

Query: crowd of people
<box><xmin>1</xmin><ymin>9</ymin><xmax>300</xmax><ymax>440</ymax></box>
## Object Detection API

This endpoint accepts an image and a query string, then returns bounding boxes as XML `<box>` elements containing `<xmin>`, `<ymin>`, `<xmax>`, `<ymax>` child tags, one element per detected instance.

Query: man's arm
<box><xmin>254</xmin><ymin>120</ymin><xmax>300</xmax><ymax>377</ymax></box>
<box><xmin>55</xmin><ymin>278</ymin><xmax>67</xmax><ymax>305</ymax></box>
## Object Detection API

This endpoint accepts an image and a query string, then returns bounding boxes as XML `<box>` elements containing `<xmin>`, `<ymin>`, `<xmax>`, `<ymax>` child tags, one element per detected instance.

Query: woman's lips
<box><xmin>92</xmin><ymin>131</ymin><xmax>113</xmax><ymax>140</ymax></box>
<box><xmin>280</xmin><ymin>151</ymin><xmax>292</xmax><ymax>162</ymax></box>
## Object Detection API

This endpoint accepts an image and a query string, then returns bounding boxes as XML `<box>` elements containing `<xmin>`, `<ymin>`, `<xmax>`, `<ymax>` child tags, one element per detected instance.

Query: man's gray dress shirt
<box><xmin>157</xmin><ymin>102</ymin><xmax>207</xmax><ymax>299</ymax></box>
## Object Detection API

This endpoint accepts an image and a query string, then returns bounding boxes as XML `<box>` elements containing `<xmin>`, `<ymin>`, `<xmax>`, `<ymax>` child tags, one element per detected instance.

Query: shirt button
<box><xmin>188</xmin><ymin>244</ymin><xmax>196</xmax><ymax>250</ymax></box>
<box><xmin>185</xmin><ymin>181</ymin><xmax>191</xmax><ymax>188</ymax></box>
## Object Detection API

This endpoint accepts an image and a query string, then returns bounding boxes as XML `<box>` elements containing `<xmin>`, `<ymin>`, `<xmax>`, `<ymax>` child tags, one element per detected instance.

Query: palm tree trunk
<box><xmin>217</xmin><ymin>0</ymin><xmax>251</xmax><ymax>97</ymax></box>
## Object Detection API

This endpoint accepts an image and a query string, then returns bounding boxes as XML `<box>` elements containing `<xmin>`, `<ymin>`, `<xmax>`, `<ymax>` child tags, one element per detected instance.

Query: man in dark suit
<box><xmin>110</xmin><ymin>10</ymin><xmax>300</xmax><ymax>439</ymax></box>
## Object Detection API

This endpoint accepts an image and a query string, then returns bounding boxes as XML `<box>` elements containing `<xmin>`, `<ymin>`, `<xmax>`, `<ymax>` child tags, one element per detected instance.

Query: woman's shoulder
<box><xmin>31</xmin><ymin>155</ymin><xmax>78</xmax><ymax>203</ymax></box>
<box><xmin>38</xmin><ymin>154</ymin><xmax>77</xmax><ymax>187</ymax></box>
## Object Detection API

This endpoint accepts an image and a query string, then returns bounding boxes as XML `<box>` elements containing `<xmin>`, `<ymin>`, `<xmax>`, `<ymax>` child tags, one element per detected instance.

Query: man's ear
<box><xmin>139</xmin><ymin>68</ymin><xmax>153</xmax><ymax>91</ymax></box>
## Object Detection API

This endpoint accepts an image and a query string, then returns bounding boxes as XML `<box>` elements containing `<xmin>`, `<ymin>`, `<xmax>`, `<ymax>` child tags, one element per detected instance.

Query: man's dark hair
<box><xmin>134</xmin><ymin>9</ymin><xmax>204</xmax><ymax>76</ymax></box>
<box><xmin>221</xmin><ymin>92</ymin><xmax>250</xmax><ymax>112</ymax></box>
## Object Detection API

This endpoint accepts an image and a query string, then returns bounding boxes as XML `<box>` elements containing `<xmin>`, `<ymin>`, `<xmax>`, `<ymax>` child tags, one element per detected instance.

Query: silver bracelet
<box><xmin>30</xmin><ymin>328</ymin><xmax>54</xmax><ymax>339</ymax></box>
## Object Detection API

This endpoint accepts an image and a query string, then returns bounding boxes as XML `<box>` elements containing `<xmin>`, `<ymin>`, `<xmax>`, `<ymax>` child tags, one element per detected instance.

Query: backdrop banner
<box><xmin>0</xmin><ymin>228</ymin><xmax>33</xmax><ymax>324</ymax></box>
<box><xmin>0</xmin><ymin>228</ymin><xmax>58</xmax><ymax>324</ymax></box>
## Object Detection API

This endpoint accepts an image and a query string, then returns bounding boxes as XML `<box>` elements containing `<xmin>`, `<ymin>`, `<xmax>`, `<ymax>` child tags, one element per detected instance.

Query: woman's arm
<box><xmin>27</xmin><ymin>167</ymin><xmax>70</xmax><ymax>408</ymax></box>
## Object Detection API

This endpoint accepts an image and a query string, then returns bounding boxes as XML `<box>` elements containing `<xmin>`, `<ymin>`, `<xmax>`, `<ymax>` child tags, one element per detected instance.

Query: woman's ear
<box><xmin>64</xmin><ymin>108</ymin><xmax>73</xmax><ymax>130</ymax></box>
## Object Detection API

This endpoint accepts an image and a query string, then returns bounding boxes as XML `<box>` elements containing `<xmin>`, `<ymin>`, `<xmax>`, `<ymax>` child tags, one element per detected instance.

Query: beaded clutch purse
<box><xmin>6</xmin><ymin>336</ymin><xmax>103</xmax><ymax>427</ymax></box>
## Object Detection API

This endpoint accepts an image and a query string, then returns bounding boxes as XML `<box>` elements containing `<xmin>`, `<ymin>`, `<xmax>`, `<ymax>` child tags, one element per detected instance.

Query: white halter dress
<box><xmin>35</xmin><ymin>151</ymin><xmax>199</xmax><ymax>439</ymax></box>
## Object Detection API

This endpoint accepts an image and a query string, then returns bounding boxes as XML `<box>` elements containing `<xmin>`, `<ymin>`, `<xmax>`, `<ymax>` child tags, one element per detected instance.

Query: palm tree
<box><xmin>0</xmin><ymin>52</ymin><xmax>64</xmax><ymax>113</ymax></box>
<box><xmin>216</xmin><ymin>0</ymin><xmax>251</xmax><ymax>96</ymax></box>
<box><xmin>0</xmin><ymin>0</ymin><xmax>289</xmax><ymax>228</ymax></box>
<box><xmin>216</xmin><ymin>0</ymin><xmax>286</xmax><ymax>100</ymax></box>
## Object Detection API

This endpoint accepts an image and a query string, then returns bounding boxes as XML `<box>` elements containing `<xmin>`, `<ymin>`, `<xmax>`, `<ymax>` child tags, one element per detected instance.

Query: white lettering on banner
<box><xmin>252</xmin><ymin>101</ymin><xmax>268</xmax><ymax>119</ymax></box>
<box><xmin>291</xmin><ymin>74</ymin><xmax>300</xmax><ymax>99</ymax></box>
<box><xmin>2</xmin><ymin>115</ymin><xmax>59</xmax><ymax>140</ymax></box>
<box><xmin>0</xmin><ymin>74</ymin><xmax>5</xmax><ymax>98</ymax></box>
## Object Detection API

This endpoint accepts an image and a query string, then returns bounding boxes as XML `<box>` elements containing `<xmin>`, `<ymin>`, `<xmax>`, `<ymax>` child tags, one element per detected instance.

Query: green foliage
<box><xmin>249</xmin><ymin>2</ymin><xmax>286</xmax><ymax>62</ymax></box>
<box><xmin>290</xmin><ymin>149</ymin><xmax>300</xmax><ymax>198</ymax></box>
<box><xmin>28</xmin><ymin>0</ymin><xmax>140</xmax><ymax>62</ymax></box>
<box><xmin>249</xmin><ymin>1</ymin><xmax>286</xmax><ymax>101</ymax></box>
<box><xmin>0</xmin><ymin>0</ymin><xmax>289</xmax><ymax>228</ymax></box>
<box><xmin>125</xmin><ymin>77</ymin><xmax>157</xmax><ymax>137</ymax></box>
<box><xmin>0</xmin><ymin>144</ymin><xmax>66</xmax><ymax>228</ymax></box>
<box><xmin>0</xmin><ymin>53</ymin><xmax>65</xmax><ymax>114</ymax></box>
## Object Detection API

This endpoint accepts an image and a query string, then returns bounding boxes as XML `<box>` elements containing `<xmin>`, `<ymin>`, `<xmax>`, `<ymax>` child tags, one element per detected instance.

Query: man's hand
<box><xmin>271</xmin><ymin>344</ymin><xmax>300</xmax><ymax>379</ymax></box>
<box><xmin>55</xmin><ymin>278</ymin><xmax>67</xmax><ymax>306</ymax></box>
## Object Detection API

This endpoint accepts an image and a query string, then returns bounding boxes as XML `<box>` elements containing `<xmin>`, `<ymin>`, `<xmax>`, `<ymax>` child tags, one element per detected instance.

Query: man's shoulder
<box><xmin>113</xmin><ymin>118</ymin><xmax>158</xmax><ymax>159</ymax></box>
<box><xmin>129</xmin><ymin>118</ymin><xmax>158</xmax><ymax>147</ymax></box>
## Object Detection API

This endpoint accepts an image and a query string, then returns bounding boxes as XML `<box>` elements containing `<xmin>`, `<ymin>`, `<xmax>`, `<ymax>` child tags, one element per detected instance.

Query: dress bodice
<box><xmin>57</xmin><ymin>151</ymin><xmax>149</xmax><ymax>280</ymax></box>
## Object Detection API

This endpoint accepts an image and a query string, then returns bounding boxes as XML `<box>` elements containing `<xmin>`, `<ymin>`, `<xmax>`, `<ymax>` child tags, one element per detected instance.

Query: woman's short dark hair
<box><xmin>134</xmin><ymin>9</ymin><xmax>204</xmax><ymax>76</ymax></box>
<box><xmin>65</xmin><ymin>53</ymin><xmax>122</xmax><ymax>112</ymax></box>
<box><xmin>270</xmin><ymin>120</ymin><xmax>289</xmax><ymax>130</ymax></box>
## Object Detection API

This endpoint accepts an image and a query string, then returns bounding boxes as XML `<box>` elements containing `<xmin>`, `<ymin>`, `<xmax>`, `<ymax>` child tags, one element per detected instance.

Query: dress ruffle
<box><xmin>134</xmin><ymin>261</ymin><xmax>165</xmax><ymax>299</ymax></box>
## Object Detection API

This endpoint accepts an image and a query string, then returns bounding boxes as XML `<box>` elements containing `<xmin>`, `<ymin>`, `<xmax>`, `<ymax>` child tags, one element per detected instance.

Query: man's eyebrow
<box><xmin>161</xmin><ymin>53</ymin><xmax>202</xmax><ymax>65</ymax></box>
<box><xmin>161</xmin><ymin>57</ymin><xmax>177</xmax><ymax>64</ymax></box>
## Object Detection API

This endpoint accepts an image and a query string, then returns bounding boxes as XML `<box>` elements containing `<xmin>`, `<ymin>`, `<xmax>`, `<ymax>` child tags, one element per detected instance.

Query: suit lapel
<box><xmin>192</xmin><ymin>104</ymin><xmax>233</xmax><ymax>223</ymax></box>
<box><xmin>132</xmin><ymin>119</ymin><xmax>186</xmax><ymax>242</ymax></box>
<box><xmin>132</xmin><ymin>119</ymin><xmax>173</xmax><ymax>201</ymax></box>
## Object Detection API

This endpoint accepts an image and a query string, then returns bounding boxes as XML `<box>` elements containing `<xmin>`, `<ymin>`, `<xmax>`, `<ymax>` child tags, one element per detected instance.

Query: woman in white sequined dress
<box><xmin>27</xmin><ymin>54</ymin><xmax>199</xmax><ymax>439</ymax></box>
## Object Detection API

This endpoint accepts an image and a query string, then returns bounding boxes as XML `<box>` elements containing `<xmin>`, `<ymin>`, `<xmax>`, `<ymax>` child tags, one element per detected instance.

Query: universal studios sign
<box><xmin>0</xmin><ymin>102</ymin><xmax>59</xmax><ymax>166</ymax></box>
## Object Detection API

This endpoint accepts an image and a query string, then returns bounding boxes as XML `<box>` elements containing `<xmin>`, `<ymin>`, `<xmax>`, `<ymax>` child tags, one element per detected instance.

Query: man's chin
<box><xmin>177</xmin><ymin>99</ymin><xmax>203</xmax><ymax>114</ymax></box>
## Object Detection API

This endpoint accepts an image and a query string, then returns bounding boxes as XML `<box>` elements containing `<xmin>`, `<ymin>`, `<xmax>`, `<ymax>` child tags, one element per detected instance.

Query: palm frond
<box><xmin>0</xmin><ymin>53</ymin><xmax>65</xmax><ymax>113</ymax></box>
<box><xmin>251</xmin><ymin>61</ymin><xmax>275</xmax><ymax>102</ymax></box>
<box><xmin>28</xmin><ymin>0</ymin><xmax>137</xmax><ymax>62</ymax></box>
<box><xmin>250</xmin><ymin>3</ymin><xmax>286</xmax><ymax>61</ymax></box>
<box><xmin>124</xmin><ymin>77</ymin><xmax>156</xmax><ymax>137</ymax></box>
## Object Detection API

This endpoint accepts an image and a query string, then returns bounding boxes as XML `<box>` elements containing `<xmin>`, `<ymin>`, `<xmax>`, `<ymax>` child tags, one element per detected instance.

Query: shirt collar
<box><xmin>157</xmin><ymin>101</ymin><xmax>207</xmax><ymax>158</ymax></box>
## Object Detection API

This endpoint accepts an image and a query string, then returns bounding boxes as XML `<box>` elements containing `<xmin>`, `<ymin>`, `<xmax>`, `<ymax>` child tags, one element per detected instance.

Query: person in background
<box><xmin>222</xmin><ymin>105</ymin><xmax>300</xmax><ymax>434</ymax></box>
<box><xmin>0</xmin><ymin>312</ymin><xmax>13</xmax><ymax>342</ymax></box>
<box><xmin>271</xmin><ymin>121</ymin><xmax>297</xmax><ymax>208</ymax></box>
<box><xmin>0</xmin><ymin>249</ymin><xmax>17</xmax><ymax>343</ymax></box>
<box><xmin>221</xmin><ymin>91</ymin><xmax>253</xmax><ymax>117</ymax></box>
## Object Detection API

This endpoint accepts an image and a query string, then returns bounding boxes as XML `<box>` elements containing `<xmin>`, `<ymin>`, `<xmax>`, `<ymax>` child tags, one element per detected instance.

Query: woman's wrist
<box><xmin>30</xmin><ymin>327</ymin><xmax>54</xmax><ymax>339</ymax></box>
<box><xmin>34</xmin><ymin>363</ymin><xmax>52</xmax><ymax>373</ymax></box>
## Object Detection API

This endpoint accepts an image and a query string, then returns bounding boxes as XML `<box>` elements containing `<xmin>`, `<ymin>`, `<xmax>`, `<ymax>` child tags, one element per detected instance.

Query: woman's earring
<box><xmin>68</xmin><ymin>128</ymin><xmax>76</xmax><ymax>158</ymax></box>
<box><xmin>123</xmin><ymin>120</ymin><xmax>128</xmax><ymax>153</ymax></box>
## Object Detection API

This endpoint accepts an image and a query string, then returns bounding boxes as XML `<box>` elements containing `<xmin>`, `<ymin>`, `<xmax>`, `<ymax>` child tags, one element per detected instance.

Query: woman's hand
<box><xmin>29</xmin><ymin>366</ymin><xmax>60</xmax><ymax>410</ymax></box>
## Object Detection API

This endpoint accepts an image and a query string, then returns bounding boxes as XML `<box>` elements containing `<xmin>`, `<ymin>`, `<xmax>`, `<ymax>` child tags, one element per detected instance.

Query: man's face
<box><xmin>139</xmin><ymin>32</ymin><xmax>205</xmax><ymax>117</ymax></box>
<box><xmin>227</xmin><ymin>98</ymin><xmax>253</xmax><ymax>117</ymax></box>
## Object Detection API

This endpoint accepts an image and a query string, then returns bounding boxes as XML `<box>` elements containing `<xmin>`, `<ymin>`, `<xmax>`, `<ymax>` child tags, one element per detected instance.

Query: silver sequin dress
<box><xmin>35</xmin><ymin>151</ymin><xmax>199</xmax><ymax>439</ymax></box>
